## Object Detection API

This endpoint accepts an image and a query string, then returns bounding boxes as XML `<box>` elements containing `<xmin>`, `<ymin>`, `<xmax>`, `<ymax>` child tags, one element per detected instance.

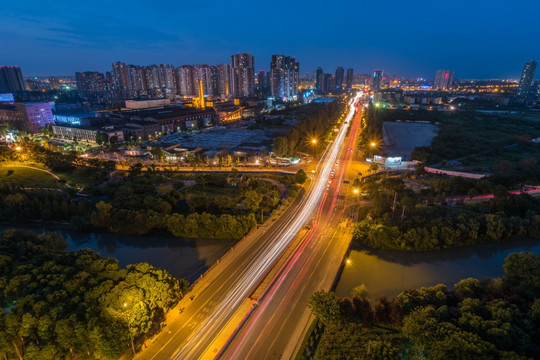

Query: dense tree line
<box><xmin>307</xmin><ymin>252</ymin><xmax>540</xmax><ymax>359</ymax></box>
<box><xmin>273</xmin><ymin>100</ymin><xmax>346</xmax><ymax>157</ymax></box>
<box><xmin>0</xmin><ymin>168</ymin><xmax>299</xmax><ymax>239</ymax></box>
<box><xmin>88</xmin><ymin>171</ymin><xmax>287</xmax><ymax>238</ymax></box>
<box><xmin>0</xmin><ymin>229</ymin><xmax>188</xmax><ymax>359</ymax></box>
<box><xmin>0</xmin><ymin>185</ymin><xmax>91</xmax><ymax>225</ymax></box>
<box><xmin>353</xmin><ymin>176</ymin><xmax>540</xmax><ymax>251</ymax></box>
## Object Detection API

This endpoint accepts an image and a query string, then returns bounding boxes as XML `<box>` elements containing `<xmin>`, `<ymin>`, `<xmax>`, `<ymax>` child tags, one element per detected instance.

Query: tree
<box><xmin>91</xmin><ymin>201</ymin><xmax>113</xmax><ymax>229</ymax></box>
<box><xmin>129</xmin><ymin>163</ymin><xmax>143</xmax><ymax>177</ymax></box>
<box><xmin>352</xmin><ymin>284</ymin><xmax>368</xmax><ymax>299</ymax></box>
<box><xmin>243</xmin><ymin>190</ymin><xmax>263</xmax><ymax>212</ymax></box>
<box><xmin>503</xmin><ymin>252</ymin><xmax>540</xmax><ymax>295</ymax></box>
<box><xmin>150</xmin><ymin>146</ymin><xmax>163</xmax><ymax>161</ymax></box>
<box><xmin>273</xmin><ymin>136</ymin><xmax>289</xmax><ymax>157</ymax></box>
<box><xmin>308</xmin><ymin>290</ymin><xmax>342</xmax><ymax>324</ymax></box>
<box><xmin>402</xmin><ymin>306</ymin><xmax>439</xmax><ymax>347</ymax></box>
<box><xmin>95</xmin><ymin>131</ymin><xmax>109</xmax><ymax>146</ymax></box>
<box><xmin>294</xmin><ymin>169</ymin><xmax>307</xmax><ymax>184</ymax></box>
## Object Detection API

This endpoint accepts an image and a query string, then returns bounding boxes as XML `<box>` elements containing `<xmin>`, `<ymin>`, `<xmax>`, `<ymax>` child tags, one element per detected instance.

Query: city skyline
<box><xmin>2</xmin><ymin>0</ymin><xmax>539</xmax><ymax>78</ymax></box>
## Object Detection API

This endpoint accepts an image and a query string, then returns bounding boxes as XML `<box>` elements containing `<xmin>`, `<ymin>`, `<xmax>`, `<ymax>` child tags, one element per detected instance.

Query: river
<box><xmin>3</xmin><ymin>226</ymin><xmax>539</xmax><ymax>296</ymax></box>
<box><xmin>335</xmin><ymin>238</ymin><xmax>540</xmax><ymax>299</ymax></box>
<box><xmin>1</xmin><ymin>226</ymin><xmax>235</xmax><ymax>283</ymax></box>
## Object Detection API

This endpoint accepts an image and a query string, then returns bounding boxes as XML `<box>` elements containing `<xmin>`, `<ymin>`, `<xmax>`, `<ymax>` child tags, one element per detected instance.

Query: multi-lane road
<box><xmin>221</xmin><ymin>94</ymin><xmax>365</xmax><ymax>360</ymax></box>
<box><xmin>136</xmin><ymin>92</ymin><xmax>363</xmax><ymax>360</ymax></box>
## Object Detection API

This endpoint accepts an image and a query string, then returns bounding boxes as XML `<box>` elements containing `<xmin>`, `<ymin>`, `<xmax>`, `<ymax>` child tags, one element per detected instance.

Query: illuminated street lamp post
<box><xmin>311</xmin><ymin>139</ymin><xmax>317</xmax><ymax>158</ymax></box>
<box><xmin>123</xmin><ymin>302</ymin><xmax>136</xmax><ymax>355</ymax></box>
<box><xmin>351</xmin><ymin>188</ymin><xmax>360</xmax><ymax>220</ymax></box>
<box><xmin>370</xmin><ymin>142</ymin><xmax>376</xmax><ymax>158</ymax></box>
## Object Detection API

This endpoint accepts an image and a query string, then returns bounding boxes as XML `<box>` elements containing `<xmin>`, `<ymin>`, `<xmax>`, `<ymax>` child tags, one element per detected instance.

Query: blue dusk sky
<box><xmin>1</xmin><ymin>0</ymin><xmax>539</xmax><ymax>79</ymax></box>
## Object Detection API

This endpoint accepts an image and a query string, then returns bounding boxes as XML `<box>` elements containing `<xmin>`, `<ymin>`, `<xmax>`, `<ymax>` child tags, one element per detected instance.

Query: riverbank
<box><xmin>336</xmin><ymin>237</ymin><xmax>540</xmax><ymax>298</ymax></box>
<box><xmin>0</xmin><ymin>225</ymin><xmax>235</xmax><ymax>283</ymax></box>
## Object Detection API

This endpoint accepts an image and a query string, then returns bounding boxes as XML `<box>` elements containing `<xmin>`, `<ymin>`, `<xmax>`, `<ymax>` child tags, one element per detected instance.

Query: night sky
<box><xmin>2</xmin><ymin>0</ymin><xmax>539</xmax><ymax>79</ymax></box>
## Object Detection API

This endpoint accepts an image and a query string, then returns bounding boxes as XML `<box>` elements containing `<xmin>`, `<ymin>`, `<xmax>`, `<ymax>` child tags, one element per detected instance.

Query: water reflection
<box><xmin>2</xmin><ymin>226</ymin><xmax>235</xmax><ymax>283</ymax></box>
<box><xmin>336</xmin><ymin>239</ymin><xmax>540</xmax><ymax>299</ymax></box>
<box><xmin>62</xmin><ymin>230</ymin><xmax>236</xmax><ymax>282</ymax></box>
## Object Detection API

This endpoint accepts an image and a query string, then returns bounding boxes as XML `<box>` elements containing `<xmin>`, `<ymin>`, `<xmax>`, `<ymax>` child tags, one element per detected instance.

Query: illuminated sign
<box><xmin>386</xmin><ymin>157</ymin><xmax>402</xmax><ymax>164</ymax></box>
<box><xmin>0</xmin><ymin>93</ymin><xmax>15</xmax><ymax>102</ymax></box>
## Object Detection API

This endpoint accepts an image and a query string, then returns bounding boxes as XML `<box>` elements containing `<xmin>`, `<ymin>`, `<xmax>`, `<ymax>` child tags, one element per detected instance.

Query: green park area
<box><xmin>0</xmin><ymin>165</ymin><xmax>62</xmax><ymax>189</ymax></box>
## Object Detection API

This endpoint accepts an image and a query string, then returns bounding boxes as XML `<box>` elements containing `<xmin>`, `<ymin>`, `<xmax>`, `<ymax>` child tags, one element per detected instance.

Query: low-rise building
<box><xmin>110</xmin><ymin>106</ymin><xmax>216</xmax><ymax>134</ymax></box>
<box><xmin>123</xmin><ymin>98</ymin><xmax>171</xmax><ymax>110</ymax></box>
<box><xmin>51</xmin><ymin>124</ymin><xmax>124</xmax><ymax>143</ymax></box>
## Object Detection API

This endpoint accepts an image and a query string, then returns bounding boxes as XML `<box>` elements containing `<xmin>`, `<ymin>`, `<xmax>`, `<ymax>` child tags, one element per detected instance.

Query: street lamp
<box><xmin>123</xmin><ymin>302</ymin><xmax>136</xmax><ymax>355</ymax></box>
<box><xmin>311</xmin><ymin>139</ymin><xmax>317</xmax><ymax>158</ymax></box>
<box><xmin>15</xmin><ymin>146</ymin><xmax>21</xmax><ymax>151</ymax></box>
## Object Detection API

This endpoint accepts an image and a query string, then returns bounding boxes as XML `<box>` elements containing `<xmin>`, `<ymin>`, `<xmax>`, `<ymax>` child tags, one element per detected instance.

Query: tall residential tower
<box><xmin>434</xmin><ymin>69</ymin><xmax>454</xmax><ymax>90</ymax></box>
<box><xmin>517</xmin><ymin>60</ymin><xmax>537</xmax><ymax>97</ymax></box>
<box><xmin>270</xmin><ymin>55</ymin><xmax>299</xmax><ymax>100</ymax></box>
<box><xmin>231</xmin><ymin>53</ymin><xmax>255</xmax><ymax>97</ymax></box>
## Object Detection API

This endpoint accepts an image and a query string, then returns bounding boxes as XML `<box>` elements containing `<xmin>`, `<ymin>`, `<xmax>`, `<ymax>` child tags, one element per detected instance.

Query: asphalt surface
<box><xmin>220</xmin><ymin>95</ymin><xmax>365</xmax><ymax>360</ymax></box>
<box><xmin>135</xmin><ymin>93</ymin><xmax>363</xmax><ymax>360</ymax></box>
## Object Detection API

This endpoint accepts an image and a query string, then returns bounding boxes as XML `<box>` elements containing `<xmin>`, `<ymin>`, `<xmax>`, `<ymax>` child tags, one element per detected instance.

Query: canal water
<box><xmin>1</xmin><ymin>226</ymin><xmax>235</xmax><ymax>283</ymax></box>
<box><xmin>335</xmin><ymin>238</ymin><xmax>540</xmax><ymax>299</ymax></box>
<box><xmin>3</xmin><ymin>226</ymin><xmax>539</xmax><ymax>295</ymax></box>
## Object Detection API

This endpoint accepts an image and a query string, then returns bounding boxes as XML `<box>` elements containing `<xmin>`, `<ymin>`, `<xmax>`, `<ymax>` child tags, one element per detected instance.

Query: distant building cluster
<box><xmin>314</xmin><ymin>66</ymin><xmax>354</xmax><ymax>94</ymax></box>
<box><xmin>1</xmin><ymin>56</ymin><xmax>539</xmax><ymax>137</ymax></box>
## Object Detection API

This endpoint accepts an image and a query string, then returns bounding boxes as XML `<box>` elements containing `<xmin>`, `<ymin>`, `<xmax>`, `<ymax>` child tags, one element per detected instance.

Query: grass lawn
<box><xmin>54</xmin><ymin>167</ymin><xmax>104</xmax><ymax>189</ymax></box>
<box><xmin>0</xmin><ymin>165</ymin><xmax>62</xmax><ymax>189</ymax></box>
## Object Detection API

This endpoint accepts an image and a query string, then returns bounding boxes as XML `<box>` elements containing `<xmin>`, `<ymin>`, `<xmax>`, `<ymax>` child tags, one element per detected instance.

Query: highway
<box><xmin>135</xmin><ymin>92</ymin><xmax>362</xmax><ymax>360</ymax></box>
<box><xmin>220</xmin><ymin>94</ymin><xmax>365</xmax><ymax>360</ymax></box>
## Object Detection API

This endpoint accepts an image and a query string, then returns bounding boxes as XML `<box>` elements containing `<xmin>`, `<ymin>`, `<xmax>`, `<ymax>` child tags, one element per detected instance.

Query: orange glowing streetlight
<box><xmin>15</xmin><ymin>146</ymin><xmax>22</xmax><ymax>151</ymax></box>
<box><xmin>353</xmin><ymin>188</ymin><xmax>359</xmax><ymax>194</ymax></box>
<box><xmin>311</xmin><ymin>139</ymin><xmax>317</xmax><ymax>158</ymax></box>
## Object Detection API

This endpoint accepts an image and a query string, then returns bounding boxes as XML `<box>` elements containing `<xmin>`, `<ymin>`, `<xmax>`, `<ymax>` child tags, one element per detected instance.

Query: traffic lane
<box><xmin>221</xmin><ymin>103</ymin><xmax>360</xmax><ymax>359</ymax></box>
<box><xmin>222</xmin><ymin>211</ymin><xmax>349</xmax><ymax>360</ymax></box>
<box><xmin>136</xmin><ymin>189</ymin><xmax>313</xmax><ymax>360</ymax></box>
<box><xmin>222</xmin><ymin>162</ymin><xmax>349</xmax><ymax>359</ymax></box>
<box><xmin>172</xmin><ymin>177</ymin><xmax>330</xmax><ymax>359</ymax></box>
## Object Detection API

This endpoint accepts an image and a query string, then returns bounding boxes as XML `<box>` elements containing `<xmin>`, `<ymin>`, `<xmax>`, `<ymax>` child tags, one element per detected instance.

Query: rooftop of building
<box><xmin>113</xmin><ymin>105</ymin><xmax>215</xmax><ymax>119</ymax></box>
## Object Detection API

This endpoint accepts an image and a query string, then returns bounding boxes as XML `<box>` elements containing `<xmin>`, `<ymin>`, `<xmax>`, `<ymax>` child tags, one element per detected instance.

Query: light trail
<box><xmin>172</xmin><ymin>92</ymin><xmax>362</xmax><ymax>360</ymax></box>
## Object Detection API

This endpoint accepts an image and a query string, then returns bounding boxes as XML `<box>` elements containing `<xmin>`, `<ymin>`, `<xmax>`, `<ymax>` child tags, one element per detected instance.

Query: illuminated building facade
<box><xmin>16</xmin><ymin>102</ymin><xmax>55</xmax><ymax>132</ymax></box>
<box><xmin>517</xmin><ymin>60</ymin><xmax>537</xmax><ymax>97</ymax></box>
<box><xmin>270</xmin><ymin>55</ymin><xmax>299</xmax><ymax>100</ymax></box>
<box><xmin>231</xmin><ymin>53</ymin><xmax>255</xmax><ymax>97</ymax></box>
<box><xmin>434</xmin><ymin>69</ymin><xmax>454</xmax><ymax>90</ymax></box>
<box><xmin>335</xmin><ymin>66</ymin><xmax>344</xmax><ymax>91</ymax></box>
<box><xmin>216</xmin><ymin>64</ymin><xmax>232</xmax><ymax>95</ymax></box>
<box><xmin>315</xmin><ymin>67</ymin><xmax>323</xmax><ymax>92</ymax></box>
<box><xmin>372</xmin><ymin>70</ymin><xmax>383</xmax><ymax>91</ymax></box>
<box><xmin>346</xmin><ymin>68</ymin><xmax>354</xmax><ymax>89</ymax></box>
<box><xmin>75</xmin><ymin>72</ymin><xmax>106</xmax><ymax>96</ymax></box>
